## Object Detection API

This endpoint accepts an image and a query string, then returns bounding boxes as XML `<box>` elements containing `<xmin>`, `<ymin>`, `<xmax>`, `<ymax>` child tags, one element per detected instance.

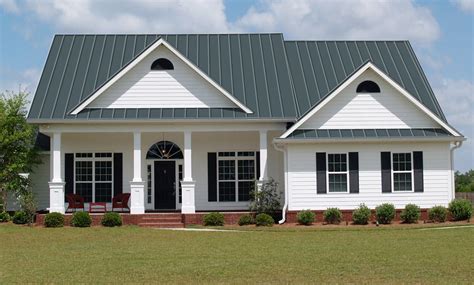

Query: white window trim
<box><xmin>216</xmin><ymin>151</ymin><xmax>257</xmax><ymax>202</ymax></box>
<box><xmin>73</xmin><ymin>152</ymin><xmax>114</xmax><ymax>203</ymax></box>
<box><xmin>326</xmin><ymin>153</ymin><xmax>350</xmax><ymax>194</ymax></box>
<box><xmin>145</xmin><ymin>159</ymin><xmax>183</xmax><ymax>210</ymax></box>
<box><xmin>391</xmin><ymin>152</ymin><xmax>414</xmax><ymax>192</ymax></box>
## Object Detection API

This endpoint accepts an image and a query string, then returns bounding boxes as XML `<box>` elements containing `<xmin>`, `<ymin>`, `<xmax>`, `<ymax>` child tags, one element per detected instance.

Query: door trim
<box><xmin>146</xmin><ymin>159</ymin><xmax>183</xmax><ymax>210</ymax></box>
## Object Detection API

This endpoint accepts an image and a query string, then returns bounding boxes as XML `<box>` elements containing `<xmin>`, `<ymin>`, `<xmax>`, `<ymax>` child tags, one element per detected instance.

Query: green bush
<box><xmin>238</xmin><ymin>214</ymin><xmax>254</xmax><ymax>226</ymax></box>
<box><xmin>352</xmin><ymin>204</ymin><xmax>371</xmax><ymax>225</ymax></box>
<box><xmin>44</xmin><ymin>212</ymin><xmax>64</xmax><ymax>228</ymax></box>
<box><xmin>375</xmin><ymin>203</ymin><xmax>395</xmax><ymax>224</ymax></box>
<box><xmin>400</xmin><ymin>204</ymin><xmax>420</xmax><ymax>224</ymax></box>
<box><xmin>249</xmin><ymin>178</ymin><xmax>281</xmax><ymax>219</ymax></box>
<box><xmin>448</xmin><ymin>199</ymin><xmax>473</xmax><ymax>221</ymax></box>
<box><xmin>101</xmin><ymin>212</ymin><xmax>122</xmax><ymax>227</ymax></box>
<box><xmin>323</xmin><ymin>208</ymin><xmax>342</xmax><ymax>224</ymax></box>
<box><xmin>0</xmin><ymin>211</ymin><xmax>10</xmax><ymax>223</ymax></box>
<box><xmin>71</xmin><ymin>212</ymin><xmax>92</xmax><ymax>227</ymax></box>
<box><xmin>428</xmin><ymin>205</ymin><xmax>447</xmax><ymax>223</ymax></box>
<box><xmin>297</xmin><ymin>210</ymin><xmax>315</xmax><ymax>225</ymax></box>
<box><xmin>255</xmin><ymin>213</ymin><xmax>274</xmax><ymax>227</ymax></box>
<box><xmin>203</xmin><ymin>212</ymin><xmax>225</xmax><ymax>226</ymax></box>
<box><xmin>12</xmin><ymin>211</ymin><xmax>29</xmax><ymax>225</ymax></box>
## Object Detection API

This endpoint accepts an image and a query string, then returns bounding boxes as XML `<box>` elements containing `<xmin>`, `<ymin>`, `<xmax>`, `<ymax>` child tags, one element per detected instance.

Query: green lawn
<box><xmin>0</xmin><ymin>224</ymin><xmax>473</xmax><ymax>284</ymax></box>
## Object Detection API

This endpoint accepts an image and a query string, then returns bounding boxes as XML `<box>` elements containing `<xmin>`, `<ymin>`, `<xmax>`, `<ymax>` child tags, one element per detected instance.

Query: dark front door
<box><xmin>154</xmin><ymin>161</ymin><xmax>176</xmax><ymax>210</ymax></box>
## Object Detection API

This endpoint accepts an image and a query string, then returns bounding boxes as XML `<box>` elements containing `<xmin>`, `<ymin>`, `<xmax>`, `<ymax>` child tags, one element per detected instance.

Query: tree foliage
<box><xmin>455</xmin><ymin>170</ymin><xmax>474</xmax><ymax>192</ymax></box>
<box><xmin>0</xmin><ymin>91</ymin><xmax>40</xmax><ymax>211</ymax></box>
<box><xmin>249</xmin><ymin>178</ymin><xmax>281</xmax><ymax>217</ymax></box>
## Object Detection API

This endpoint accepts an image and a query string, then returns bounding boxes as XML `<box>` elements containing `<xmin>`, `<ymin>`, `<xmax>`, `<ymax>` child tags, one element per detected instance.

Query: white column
<box><xmin>257</xmin><ymin>130</ymin><xmax>268</xmax><ymax>192</ymax></box>
<box><xmin>49</xmin><ymin>132</ymin><xmax>65</xmax><ymax>213</ymax></box>
<box><xmin>130</xmin><ymin>132</ymin><xmax>145</xmax><ymax>214</ymax></box>
<box><xmin>181</xmin><ymin>131</ymin><xmax>195</xmax><ymax>213</ymax></box>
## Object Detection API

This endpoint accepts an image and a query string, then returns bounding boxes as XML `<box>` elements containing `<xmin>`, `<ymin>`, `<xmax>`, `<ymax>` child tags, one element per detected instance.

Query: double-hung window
<box><xmin>392</xmin><ymin>153</ymin><xmax>413</xmax><ymax>191</ymax></box>
<box><xmin>75</xmin><ymin>153</ymin><xmax>113</xmax><ymax>202</ymax></box>
<box><xmin>217</xmin><ymin>152</ymin><xmax>256</xmax><ymax>202</ymax></box>
<box><xmin>327</xmin><ymin>153</ymin><xmax>348</xmax><ymax>193</ymax></box>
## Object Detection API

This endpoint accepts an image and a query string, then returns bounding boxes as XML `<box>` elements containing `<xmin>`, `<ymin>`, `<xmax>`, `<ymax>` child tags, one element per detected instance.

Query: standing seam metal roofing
<box><xmin>28</xmin><ymin>34</ymin><xmax>447</xmax><ymax>122</ymax></box>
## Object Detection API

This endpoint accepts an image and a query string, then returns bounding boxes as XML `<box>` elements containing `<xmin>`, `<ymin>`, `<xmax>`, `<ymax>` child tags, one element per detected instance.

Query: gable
<box><xmin>300</xmin><ymin>69</ymin><xmax>440</xmax><ymax>129</ymax></box>
<box><xmin>87</xmin><ymin>45</ymin><xmax>239</xmax><ymax>109</ymax></box>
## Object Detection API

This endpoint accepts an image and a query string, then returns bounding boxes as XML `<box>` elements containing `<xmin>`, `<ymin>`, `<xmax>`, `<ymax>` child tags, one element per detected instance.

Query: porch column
<box><xmin>130</xmin><ymin>132</ymin><xmax>145</xmax><ymax>214</ymax></box>
<box><xmin>257</xmin><ymin>130</ymin><xmax>268</xmax><ymax>191</ymax></box>
<box><xmin>181</xmin><ymin>131</ymin><xmax>195</xmax><ymax>213</ymax></box>
<box><xmin>48</xmin><ymin>132</ymin><xmax>65</xmax><ymax>213</ymax></box>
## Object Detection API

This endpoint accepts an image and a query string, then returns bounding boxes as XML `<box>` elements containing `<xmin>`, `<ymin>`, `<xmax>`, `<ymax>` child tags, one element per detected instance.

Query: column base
<box><xmin>181</xmin><ymin>181</ymin><xmax>196</xmax><ymax>214</ymax></box>
<box><xmin>130</xmin><ymin>181</ymin><xmax>145</xmax><ymax>214</ymax></box>
<box><xmin>49</xmin><ymin>181</ymin><xmax>66</xmax><ymax>214</ymax></box>
<box><xmin>256</xmin><ymin>180</ymin><xmax>266</xmax><ymax>192</ymax></box>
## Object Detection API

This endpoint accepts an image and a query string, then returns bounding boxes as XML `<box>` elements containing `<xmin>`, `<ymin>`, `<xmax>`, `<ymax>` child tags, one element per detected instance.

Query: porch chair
<box><xmin>66</xmin><ymin>193</ymin><xmax>85</xmax><ymax>212</ymax></box>
<box><xmin>112</xmin><ymin>193</ymin><xmax>131</xmax><ymax>212</ymax></box>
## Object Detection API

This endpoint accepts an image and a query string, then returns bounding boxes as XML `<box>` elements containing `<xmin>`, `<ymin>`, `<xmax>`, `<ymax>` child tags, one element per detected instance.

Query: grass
<box><xmin>0</xmin><ymin>224</ymin><xmax>473</xmax><ymax>284</ymax></box>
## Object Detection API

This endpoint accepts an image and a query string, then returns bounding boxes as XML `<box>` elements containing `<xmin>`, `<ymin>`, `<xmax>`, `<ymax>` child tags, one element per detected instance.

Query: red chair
<box><xmin>66</xmin><ymin>193</ymin><xmax>85</xmax><ymax>212</ymax></box>
<box><xmin>112</xmin><ymin>193</ymin><xmax>131</xmax><ymax>212</ymax></box>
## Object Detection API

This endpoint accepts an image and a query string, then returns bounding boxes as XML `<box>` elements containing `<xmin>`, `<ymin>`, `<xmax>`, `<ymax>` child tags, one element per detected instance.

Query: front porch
<box><xmin>41</xmin><ymin>124</ymin><xmax>284</xmax><ymax>215</ymax></box>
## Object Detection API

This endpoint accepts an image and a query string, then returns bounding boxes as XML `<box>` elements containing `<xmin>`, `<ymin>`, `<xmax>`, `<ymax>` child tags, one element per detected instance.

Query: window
<box><xmin>147</xmin><ymin>165</ymin><xmax>152</xmax><ymax>204</ymax></box>
<box><xmin>178</xmin><ymin>164</ymin><xmax>183</xmax><ymax>203</ymax></box>
<box><xmin>392</xmin><ymin>153</ymin><xmax>413</xmax><ymax>191</ymax></box>
<box><xmin>151</xmin><ymin>58</ymin><xmax>174</xmax><ymax>70</ymax></box>
<box><xmin>356</xmin><ymin>80</ymin><xmax>380</xmax><ymax>93</ymax></box>
<box><xmin>74</xmin><ymin>153</ymin><xmax>113</xmax><ymax>203</ymax></box>
<box><xmin>327</xmin><ymin>153</ymin><xmax>348</xmax><ymax>193</ymax></box>
<box><xmin>146</xmin><ymin>141</ymin><xmax>183</xmax><ymax>159</ymax></box>
<box><xmin>217</xmin><ymin>152</ymin><xmax>256</xmax><ymax>202</ymax></box>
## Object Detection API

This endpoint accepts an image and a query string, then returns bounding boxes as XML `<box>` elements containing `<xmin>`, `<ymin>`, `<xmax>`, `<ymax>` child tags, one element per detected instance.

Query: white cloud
<box><xmin>235</xmin><ymin>0</ymin><xmax>440</xmax><ymax>46</ymax></box>
<box><xmin>0</xmin><ymin>0</ymin><xmax>20</xmax><ymax>13</ymax></box>
<box><xmin>0</xmin><ymin>66</ymin><xmax>41</xmax><ymax>95</ymax></box>
<box><xmin>452</xmin><ymin>0</ymin><xmax>474</xmax><ymax>12</ymax></box>
<box><xmin>24</xmin><ymin>0</ymin><xmax>231</xmax><ymax>33</ymax></box>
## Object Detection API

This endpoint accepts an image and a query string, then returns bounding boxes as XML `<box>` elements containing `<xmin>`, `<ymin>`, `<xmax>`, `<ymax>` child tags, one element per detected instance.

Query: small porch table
<box><xmin>89</xmin><ymin>202</ymin><xmax>107</xmax><ymax>213</ymax></box>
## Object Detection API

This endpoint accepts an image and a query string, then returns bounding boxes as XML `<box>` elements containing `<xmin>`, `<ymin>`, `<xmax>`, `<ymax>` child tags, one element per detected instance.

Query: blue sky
<box><xmin>0</xmin><ymin>0</ymin><xmax>472</xmax><ymax>171</ymax></box>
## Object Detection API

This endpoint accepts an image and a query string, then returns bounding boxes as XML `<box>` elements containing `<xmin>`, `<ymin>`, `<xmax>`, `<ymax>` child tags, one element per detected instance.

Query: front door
<box><xmin>154</xmin><ymin>161</ymin><xmax>176</xmax><ymax>210</ymax></box>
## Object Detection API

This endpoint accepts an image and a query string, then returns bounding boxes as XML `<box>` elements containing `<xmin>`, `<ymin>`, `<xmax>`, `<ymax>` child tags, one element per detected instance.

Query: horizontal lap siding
<box><xmin>89</xmin><ymin>46</ymin><xmax>236</xmax><ymax>109</ymax></box>
<box><xmin>301</xmin><ymin>69</ymin><xmax>439</xmax><ymax>129</ymax></box>
<box><xmin>287</xmin><ymin>142</ymin><xmax>451</xmax><ymax>210</ymax></box>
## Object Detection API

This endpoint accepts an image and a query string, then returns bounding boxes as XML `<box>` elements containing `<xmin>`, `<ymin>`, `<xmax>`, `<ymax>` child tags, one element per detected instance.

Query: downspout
<box><xmin>450</xmin><ymin>141</ymin><xmax>463</xmax><ymax>201</ymax></box>
<box><xmin>274</xmin><ymin>142</ymin><xmax>288</xmax><ymax>224</ymax></box>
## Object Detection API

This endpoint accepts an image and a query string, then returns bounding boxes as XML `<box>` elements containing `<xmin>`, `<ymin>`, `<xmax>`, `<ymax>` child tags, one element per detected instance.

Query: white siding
<box><xmin>287</xmin><ymin>142</ymin><xmax>453</xmax><ymax>210</ymax></box>
<box><xmin>89</xmin><ymin>46</ymin><xmax>237</xmax><ymax>109</ymax></box>
<box><xmin>300</xmin><ymin>69</ymin><xmax>439</xmax><ymax>129</ymax></box>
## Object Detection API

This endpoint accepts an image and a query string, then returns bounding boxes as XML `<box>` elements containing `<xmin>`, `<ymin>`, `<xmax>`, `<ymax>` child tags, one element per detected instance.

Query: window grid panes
<box><xmin>327</xmin><ymin>153</ymin><xmax>348</xmax><ymax>193</ymax></box>
<box><xmin>74</xmin><ymin>153</ymin><xmax>113</xmax><ymax>203</ymax></box>
<box><xmin>393</xmin><ymin>153</ymin><xmax>413</xmax><ymax>191</ymax></box>
<box><xmin>147</xmin><ymin>165</ymin><xmax>152</xmax><ymax>204</ymax></box>
<box><xmin>217</xmin><ymin>152</ymin><xmax>256</xmax><ymax>202</ymax></box>
<box><xmin>178</xmin><ymin>164</ymin><xmax>183</xmax><ymax>203</ymax></box>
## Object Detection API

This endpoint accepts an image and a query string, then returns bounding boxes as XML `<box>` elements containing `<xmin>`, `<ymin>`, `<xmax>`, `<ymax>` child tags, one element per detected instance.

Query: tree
<box><xmin>0</xmin><ymin>91</ymin><xmax>40</xmax><ymax>212</ymax></box>
<box><xmin>455</xmin><ymin>170</ymin><xmax>474</xmax><ymax>192</ymax></box>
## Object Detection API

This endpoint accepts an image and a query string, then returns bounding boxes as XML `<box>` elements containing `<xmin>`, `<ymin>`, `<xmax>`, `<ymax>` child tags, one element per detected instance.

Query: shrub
<box><xmin>375</xmin><ymin>203</ymin><xmax>395</xmax><ymax>224</ymax></box>
<box><xmin>101</xmin><ymin>212</ymin><xmax>122</xmax><ymax>227</ymax></box>
<box><xmin>400</xmin><ymin>204</ymin><xmax>420</xmax><ymax>224</ymax></box>
<box><xmin>323</xmin><ymin>208</ymin><xmax>342</xmax><ymax>224</ymax></box>
<box><xmin>250</xmin><ymin>178</ymin><xmax>281</xmax><ymax>219</ymax></box>
<box><xmin>352</xmin><ymin>204</ymin><xmax>371</xmax><ymax>225</ymax></box>
<box><xmin>428</xmin><ymin>205</ymin><xmax>447</xmax><ymax>223</ymax></box>
<box><xmin>238</xmin><ymin>214</ymin><xmax>254</xmax><ymax>226</ymax></box>
<box><xmin>255</xmin><ymin>213</ymin><xmax>274</xmax><ymax>227</ymax></box>
<box><xmin>18</xmin><ymin>191</ymin><xmax>37</xmax><ymax>225</ymax></box>
<box><xmin>71</xmin><ymin>212</ymin><xmax>92</xmax><ymax>227</ymax></box>
<box><xmin>297</xmin><ymin>210</ymin><xmax>315</xmax><ymax>225</ymax></box>
<box><xmin>203</xmin><ymin>212</ymin><xmax>225</xmax><ymax>226</ymax></box>
<box><xmin>0</xmin><ymin>212</ymin><xmax>10</xmax><ymax>223</ymax></box>
<box><xmin>12</xmin><ymin>211</ymin><xmax>29</xmax><ymax>225</ymax></box>
<box><xmin>448</xmin><ymin>199</ymin><xmax>473</xmax><ymax>221</ymax></box>
<box><xmin>44</xmin><ymin>212</ymin><xmax>64</xmax><ymax>228</ymax></box>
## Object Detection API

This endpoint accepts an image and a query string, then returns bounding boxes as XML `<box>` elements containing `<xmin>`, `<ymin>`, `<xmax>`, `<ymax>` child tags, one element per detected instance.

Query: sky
<box><xmin>0</xmin><ymin>0</ymin><xmax>473</xmax><ymax>171</ymax></box>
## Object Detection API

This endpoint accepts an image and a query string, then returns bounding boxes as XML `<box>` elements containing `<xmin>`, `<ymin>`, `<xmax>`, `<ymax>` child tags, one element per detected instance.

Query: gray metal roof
<box><xmin>28</xmin><ymin>34</ymin><xmax>447</xmax><ymax>122</ymax></box>
<box><xmin>286</xmin><ymin>128</ymin><xmax>451</xmax><ymax>140</ymax></box>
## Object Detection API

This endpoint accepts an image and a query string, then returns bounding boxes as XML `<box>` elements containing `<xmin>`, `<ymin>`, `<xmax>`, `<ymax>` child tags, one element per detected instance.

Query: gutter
<box><xmin>450</xmin><ymin>141</ymin><xmax>463</xmax><ymax>201</ymax></box>
<box><xmin>273</xmin><ymin>142</ymin><xmax>288</xmax><ymax>224</ymax></box>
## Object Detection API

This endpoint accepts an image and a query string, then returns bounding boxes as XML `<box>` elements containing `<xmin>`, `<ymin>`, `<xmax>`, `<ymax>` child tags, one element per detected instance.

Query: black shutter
<box><xmin>381</xmin><ymin>152</ymin><xmax>391</xmax><ymax>193</ymax></box>
<box><xmin>208</xmin><ymin>153</ymin><xmax>217</xmax><ymax>202</ymax></box>
<box><xmin>113</xmin><ymin>153</ymin><xmax>123</xmax><ymax>196</ymax></box>
<box><xmin>316</xmin><ymin>152</ymin><xmax>327</xmax><ymax>194</ymax></box>
<box><xmin>256</xmin><ymin>151</ymin><xmax>260</xmax><ymax>180</ymax></box>
<box><xmin>349</xmin><ymin>152</ymin><xmax>359</xmax><ymax>194</ymax></box>
<box><xmin>65</xmin><ymin>153</ymin><xmax>74</xmax><ymax>201</ymax></box>
<box><xmin>413</xmin><ymin>151</ymin><xmax>424</xmax><ymax>192</ymax></box>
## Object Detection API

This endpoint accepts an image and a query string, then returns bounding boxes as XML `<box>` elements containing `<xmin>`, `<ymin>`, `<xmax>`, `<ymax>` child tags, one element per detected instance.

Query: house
<box><xmin>26</xmin><ymin>33</ymin><xmax>464</xmax><ymax>224</ymax></box>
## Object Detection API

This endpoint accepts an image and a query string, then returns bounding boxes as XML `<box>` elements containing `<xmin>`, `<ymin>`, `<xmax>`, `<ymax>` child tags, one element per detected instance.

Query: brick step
<box><xmin>139</xmin><ymin>214</ymin><xmax>182</xmax><ymax>218</ymax></box>
<box><xmin>141</xmin><ymin>217</ymin><xmax>182</xmax><ymax>223</ymax></box>
<box><xmin>138</xmin><ymin>222</ymin><xmax>184</xmax><ymax>228</ymax></box>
